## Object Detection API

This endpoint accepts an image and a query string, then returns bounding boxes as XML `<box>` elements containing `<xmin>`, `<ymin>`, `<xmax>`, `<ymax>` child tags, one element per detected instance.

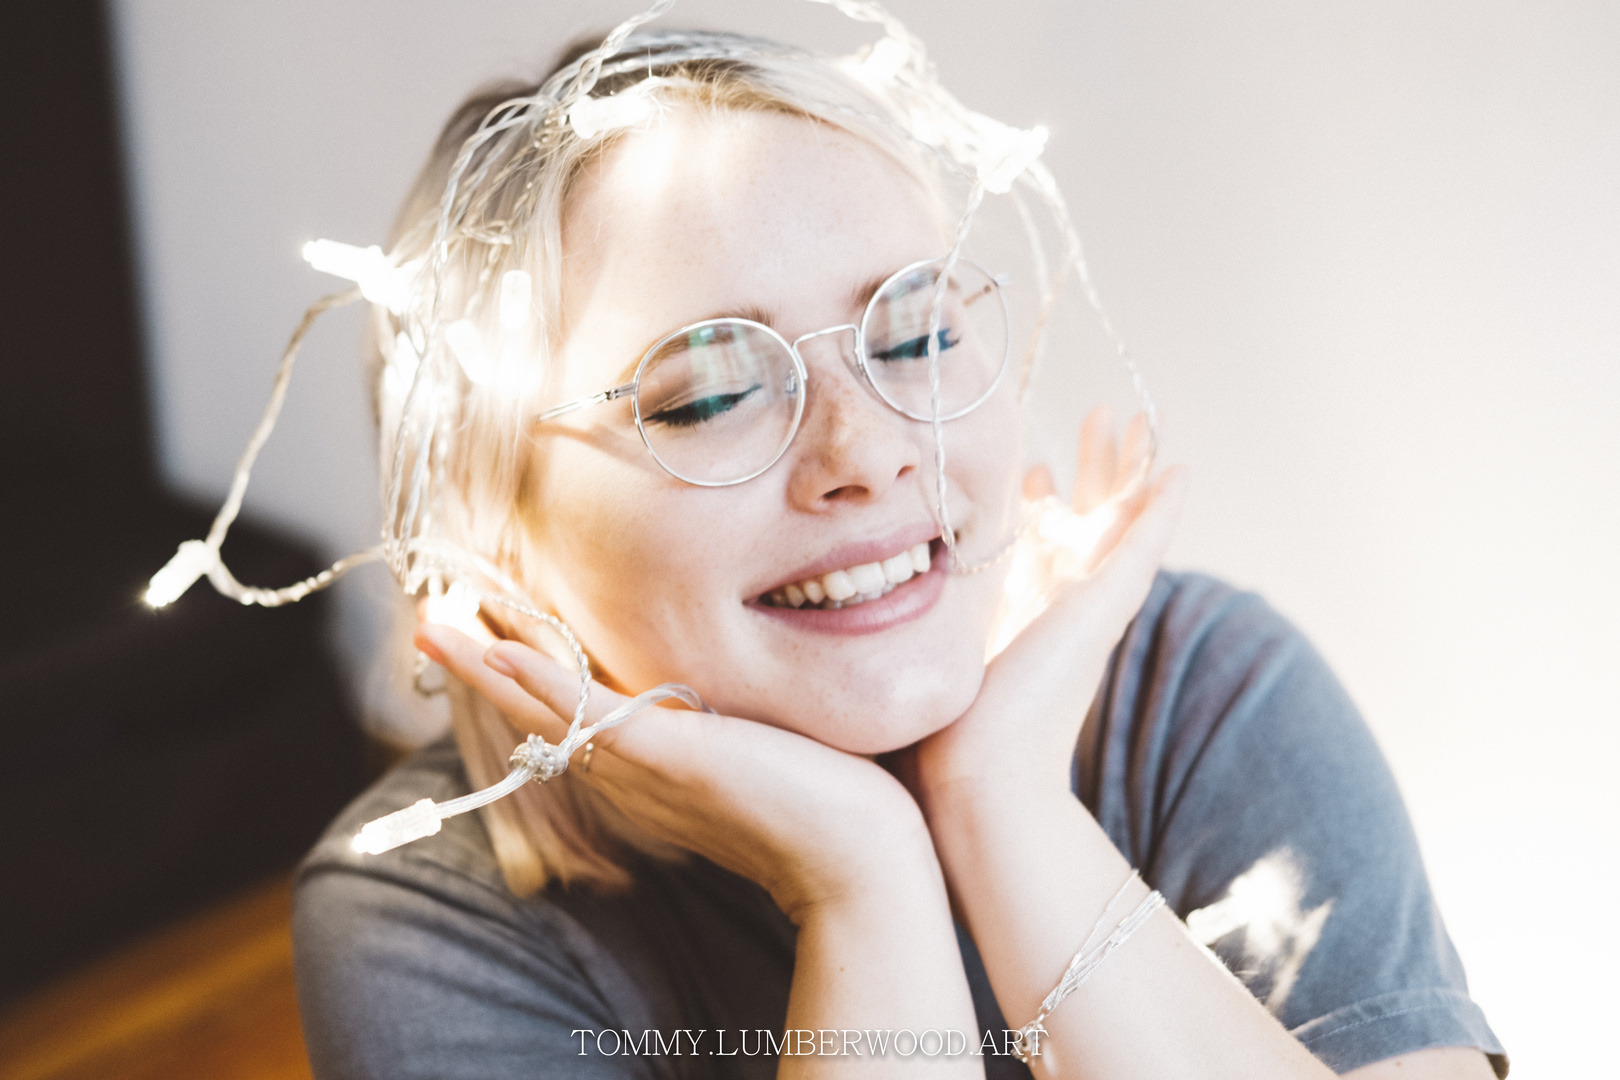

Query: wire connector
<box><xmin>511</xmin><ymin>735</ymin><xmax>572</xmax><ymax>782</ymax></box>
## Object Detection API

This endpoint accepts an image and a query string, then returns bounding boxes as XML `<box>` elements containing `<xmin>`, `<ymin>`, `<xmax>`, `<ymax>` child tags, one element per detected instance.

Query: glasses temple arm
<box><xmin>535</xmin><ymin>382</ymin><xmax>636</xmax><ymax>422</ymax></box>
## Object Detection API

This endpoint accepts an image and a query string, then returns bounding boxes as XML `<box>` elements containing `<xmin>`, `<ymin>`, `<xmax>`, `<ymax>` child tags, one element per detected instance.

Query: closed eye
<box><xmin>644</xmin><ymin>384</ymin><xmax>762</xmax><ymax>427</ymax></box>
<box><xmin>870</xmin><ymin>328</ymin><xmax>960</xmax><ymax>363</ymax></box>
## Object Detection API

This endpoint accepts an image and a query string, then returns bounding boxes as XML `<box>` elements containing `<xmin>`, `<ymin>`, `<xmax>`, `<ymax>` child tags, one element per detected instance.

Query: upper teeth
<box><xmin>764</xmin><ymin>543</ymin><xmax>932</xmax><ymax>610</ymax></box>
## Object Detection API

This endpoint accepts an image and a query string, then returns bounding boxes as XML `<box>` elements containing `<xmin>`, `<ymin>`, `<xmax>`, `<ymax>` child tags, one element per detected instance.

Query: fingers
<box><xmin>1023</xmin><ymin>463</ymin><xmax>1057</xmax><ymax>500</ymax></box>
<box><xmin>1084</xmin><ymin>465</ymin><xmax>1189</xmax><ymax>616</ymax></box>
<box><xmin>1030</xmin><ymin>465</ymin><xmax>1188</xmax><ymax>643</ymax></box>
<box><xmin>1074</xmin><ymin>406</ymin><xmax>1118</xmax><ymax>513</ymax></box>
<box><xmin>416</xmin><ymin>623</ymin><xmax>574</xmax><ymax>740</ymax></box>
<box><xmin>480</xmin><ymin>639</ymin><xmax>711</xmax><ymax>775</ymax></box>
<box><xmin>482</xmin><ymin>637</ymin><xmax>614</xmax><ymax>732</ymax></box>
<box><xmin>1116</xmin><ymin>412</ymin><xmax>1154</xmax><ymax>498</ymax></box>
<box><xmin>1074</xmin><ymin>407</ymin><xmax>1153</xmax><ymax>515</ymax></box>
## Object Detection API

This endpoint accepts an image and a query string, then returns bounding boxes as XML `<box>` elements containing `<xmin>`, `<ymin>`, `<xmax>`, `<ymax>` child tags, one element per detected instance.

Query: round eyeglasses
<box><xmin>534</xmin><ymin>257</ymin><xmax>1010</xmax><ymax>486</ymax></box>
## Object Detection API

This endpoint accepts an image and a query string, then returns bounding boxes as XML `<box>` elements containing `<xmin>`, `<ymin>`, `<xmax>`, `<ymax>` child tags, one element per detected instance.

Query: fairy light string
<box><xmin>144</xmin><ymin>0</ymin><xmax>1159</xmax><ymax>853</ymax></box>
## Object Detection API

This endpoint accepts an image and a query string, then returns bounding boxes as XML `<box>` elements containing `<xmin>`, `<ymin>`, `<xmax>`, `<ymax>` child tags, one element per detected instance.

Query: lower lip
<box><xmin>748</xmin><ymin>541</ymin><xmax>948</xmax><ymax>636</ymax></box>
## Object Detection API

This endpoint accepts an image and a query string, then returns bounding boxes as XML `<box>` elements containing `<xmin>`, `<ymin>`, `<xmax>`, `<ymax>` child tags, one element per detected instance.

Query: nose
<box><xmin>784</xmin><ymin>328</ymin><xmax>920</xmax><ymax>509</ymax></box>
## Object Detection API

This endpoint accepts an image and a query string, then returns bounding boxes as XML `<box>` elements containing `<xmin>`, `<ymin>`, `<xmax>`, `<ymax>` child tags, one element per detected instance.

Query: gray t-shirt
<box><xmin>293</xmin><ymin>572</ymin><xmax>1507</xmax><ymax>1078</ymax></box>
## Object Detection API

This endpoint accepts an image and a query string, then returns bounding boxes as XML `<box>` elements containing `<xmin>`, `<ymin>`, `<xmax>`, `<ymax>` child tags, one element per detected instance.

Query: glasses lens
<box><xmin>860</xmin><ymin>260</ymin><xmax>1008</xmax><ymax>420</ymax></box>
<box><xmin>634</xmin><ymin>320</ymin><xmax>803</xmax><ymax>484</ymax></box>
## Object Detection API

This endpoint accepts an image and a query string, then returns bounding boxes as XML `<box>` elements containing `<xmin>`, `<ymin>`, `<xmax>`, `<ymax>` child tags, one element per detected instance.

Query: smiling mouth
<box><xmin>757</xmin><ymin>540</ymin><xmax>936</xmax><ymax>611</ymax></box>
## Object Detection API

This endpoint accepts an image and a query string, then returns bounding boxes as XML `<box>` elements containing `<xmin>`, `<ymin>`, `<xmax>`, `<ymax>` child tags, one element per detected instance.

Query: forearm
<box><xmin>926</xmin><ymin>783</ymin><xmax>1333</xmax><ymax>1080</ymax></box>
<box><xmin>781</xmin><ymin>844</ymin><xmax>983</xmax><ymax>1079</ymax></box>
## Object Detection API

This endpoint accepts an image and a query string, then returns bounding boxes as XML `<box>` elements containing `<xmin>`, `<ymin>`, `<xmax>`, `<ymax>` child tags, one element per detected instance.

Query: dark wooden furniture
<box><xmin>0</xmin><ymin>1</ymin><xmax>371</xmax><ymax>1000</ymax></box>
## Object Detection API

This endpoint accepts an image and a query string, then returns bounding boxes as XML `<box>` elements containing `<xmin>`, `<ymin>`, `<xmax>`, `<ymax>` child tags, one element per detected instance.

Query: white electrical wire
<box><xmin>144</xmin><ymin>0</ymin><xmax>1160</xmax><ymax>855</ymax></box>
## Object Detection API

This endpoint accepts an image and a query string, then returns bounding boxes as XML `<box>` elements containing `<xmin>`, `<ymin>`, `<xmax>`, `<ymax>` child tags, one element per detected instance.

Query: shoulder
<box><xmin>295</xmin><ymin>739</ymin><xmax>538</xmax><ymax>947</ymax></box>
<box><xmin>1080</xmin><ymin>570</ymin><xmax>1371</xmax><ymax>842</ymax></box>
<box><xmin>292</xmin><ymin>740</ymin><xmax>664</xmax><ymax>1079</ymax></box>
<box><xmin>1082</xmin><ymin>569</ymin><xmax>1404</xmax><ymax>892</ymax></box>
<box><xmin>1114</xmin><ymin>569</ymin><xmax>1316</xmax><ymax>723</ymax></box>
<box><xmin>1081</xmin><ymin>572</ymin><xmax>1507</xmax><ymax>1074</ymax></box>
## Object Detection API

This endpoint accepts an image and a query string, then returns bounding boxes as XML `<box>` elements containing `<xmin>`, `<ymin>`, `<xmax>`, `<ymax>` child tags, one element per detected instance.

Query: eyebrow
<box><xmin>848</xmin><ymin>271</ymin><xmax>889</xmax><ymax>313</ymax></box>
<box><xmin>713</xmin><ymin>303</ymin><xmax>778</xmax><ymax>328</ymax></box>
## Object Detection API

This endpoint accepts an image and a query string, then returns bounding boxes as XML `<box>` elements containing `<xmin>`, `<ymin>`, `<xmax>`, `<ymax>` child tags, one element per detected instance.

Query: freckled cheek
<box><xmin>543</xmin><ymin>482</ymin><xmax>745</xmax><ymax>630</ymax></box>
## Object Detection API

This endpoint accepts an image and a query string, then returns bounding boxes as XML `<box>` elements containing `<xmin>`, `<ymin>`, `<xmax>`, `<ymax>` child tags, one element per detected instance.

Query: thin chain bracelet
<box><xmin>1014</xmin><ymin>881</ymin><xmax>1167</xmax><ymax>1065</ymax></box>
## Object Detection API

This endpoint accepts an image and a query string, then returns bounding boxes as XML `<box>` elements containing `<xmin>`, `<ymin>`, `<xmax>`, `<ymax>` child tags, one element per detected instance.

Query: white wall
<box><xmin>110</xmin><ymin>1</ymin><xmax>1617</xmax><ymax>1073</ymax></box>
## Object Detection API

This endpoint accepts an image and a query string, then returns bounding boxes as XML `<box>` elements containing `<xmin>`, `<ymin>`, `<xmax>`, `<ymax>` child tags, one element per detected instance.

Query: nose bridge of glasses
<box><xmin>790</xmin><ymin>322</ymin><xmax>862</xmax><ymax>380</ymax></box>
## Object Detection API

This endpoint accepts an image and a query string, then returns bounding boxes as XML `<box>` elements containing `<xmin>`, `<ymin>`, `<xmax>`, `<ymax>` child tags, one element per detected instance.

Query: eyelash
<box><xmin>869</xmin><ymin>327</ymin><xmax>960</xmax><ymax>363</ymax></box>
<box><xmin>645</xmin><ymin>384</ymin><xmax>761</xmax><ymax>427</ymax></box>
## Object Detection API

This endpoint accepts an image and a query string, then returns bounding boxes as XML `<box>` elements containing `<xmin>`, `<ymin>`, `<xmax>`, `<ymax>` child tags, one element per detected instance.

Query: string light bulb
<box><xmin>498</xmin><ymin>269</ymin><xmax>532</xmax><ymax>328</ymax></box>
<box><xmin>301</xmin><ymin>239</ymin><xmax>415</xmax><ymax>313</ymax></box>
<box><xmin>846</xmin><ymin>34</ymin><xmax>909</xmax><ymax>86</ymax></box>
<box><xmin>567</xmin><ymin>78</ymin><xmax>668</xmax><ymax>139</ymax></box>
<box><xmin>145</xmin><ymin>539</ymin><xmax>214</xmax><ymax>608</ymax></box>
<box><xmin>422</xmin><ymin>580</ymin><xmax>486</xmax><ymax>640</ymax></box>
<box><xmin>445</xmin><ymin>319</ymin><xmax>494</xmax><ymax>385</ymax></box>
<box><xmin>353</xmin><ymin>797</ymin><xmax>441</xmax><ymax>854</ymax></box>
<box><xmin>978</xmin><ymin>123</ymin><xmax>1049</xmax><ymax>194</ymax></box>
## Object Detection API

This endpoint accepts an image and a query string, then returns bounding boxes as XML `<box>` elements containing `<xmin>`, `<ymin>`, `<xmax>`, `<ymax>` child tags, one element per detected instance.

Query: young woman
<box><xmin>286</xmin><ymin>17</ymin><xmax>1506</xmax><ymax>1080</ymax></box>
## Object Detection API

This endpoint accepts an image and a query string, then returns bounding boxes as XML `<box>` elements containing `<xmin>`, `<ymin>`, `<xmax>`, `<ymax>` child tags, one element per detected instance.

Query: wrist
<box><xmin>773</xmin><ymin>782</ymin><xmax>943</xmax><ymax>925</ymax></box>
<box><xmin>917</xmin><ymin>755</ymin><xmax>1073</xmax><ymax>827</ymax></box>
<box><xmin>793</xmin><ymin>844</ymin><xmax>947</xmax><ymax>933</ymax></box>
<box><xmin>922</xmin><ymin>777</ymin><xmax>1085</xmax><ymax>887</ymax></box>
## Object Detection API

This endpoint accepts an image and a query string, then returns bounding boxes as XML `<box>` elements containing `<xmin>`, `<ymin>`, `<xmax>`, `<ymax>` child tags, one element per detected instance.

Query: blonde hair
<box><xmin>371</xmin><ymin>31</ymin><xmax>949</xmax><ymax>896</ymax></box>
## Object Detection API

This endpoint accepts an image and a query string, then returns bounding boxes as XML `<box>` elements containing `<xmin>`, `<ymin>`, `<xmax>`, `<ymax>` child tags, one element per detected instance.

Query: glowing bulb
<box><xmin>391</xmin><ymin>332</ymin><xmax>419</xmax><ymax>379</ymax></box>
<box><xmin>445</xmin><ymin>319</ymin><xmax>494</xmax><ymax>385</ymax></box>
<box><xmin>985</xmin><ymin>497</ymin><xmax>1123</xmax><ymax>658</ymax></box>
<box><xmin>301</xmin><ymin>238</ymin><xmax>414</xmax><ymax>313</ymax></box>
<box><xmin>145</xmin><ymin>540</ymin><xmax>214</xmax><ymax>607</ymax></box>
<box><xmin>568</xmin><ymin>81</ymin><xmax>664</xmax><ymax>140</ymax></box>
<box><xmin>384</xmin><ymin>332</ymin><xmax>420</xmax><ymax>401</ymax></box>
<box><xmin>1037</xmin><ymin>496</ymin><xmax>1118</xmax><ymax>563</ymax></box>
<box><xmin>976</xmin><ymin>123</ymin><xmax>1048</xmax><ymax>194</ymax></box>
<box><xmin>848</xmin><ymin>35</ymin><xmax>909</xmax><ymax>86</ymax></box>
<box><xmin>422</xmin><ymin>580</ymin><xmax>486</xmax><ymax>640</ymax></box>
<box><xmin>301</xmin><ymin>238</ymin><xmax>381</xmax><ymax>282</ymax></box>
<box><xmin>352</xmin><ymin>798</ymin><xmax>441</xmax><ymax>854</ymax></box>
<box><xmin>907</xmin><ymin>105</ymin><xmax>946</xmax><ymax>148</ymax></box>
<box><xmin>498</xmin><ymin>270</ymin><xmax>532</xmax><ymax>328</ymax></box>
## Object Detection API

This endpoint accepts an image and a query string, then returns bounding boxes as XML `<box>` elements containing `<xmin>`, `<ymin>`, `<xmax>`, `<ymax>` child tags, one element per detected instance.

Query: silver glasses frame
<box><xmin>534</xmin><ymin>256</ymin><xmax>1011</xmax><ymax>487</ymax></box>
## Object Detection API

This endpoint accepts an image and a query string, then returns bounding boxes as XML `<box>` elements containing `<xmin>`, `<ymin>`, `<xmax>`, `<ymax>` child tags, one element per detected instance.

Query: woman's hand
<box><xmin>416</xmin><ymin>622</ymin><xmax>933</xmax><ymax>924</ymax></box>
<box><xmin>418</xmin><ymin>625</ymin><xmax>986</xmax><ymax>1076</ymax></box>
<box><xmin>902</xmin><ymin>417</ymin><xmax>1341</xmax><ymax>1080</ymax></box>
<box><xmin>909</xmin><ymin>407</ymin><xmax>1190</xmax><ymax>812</ymax></box>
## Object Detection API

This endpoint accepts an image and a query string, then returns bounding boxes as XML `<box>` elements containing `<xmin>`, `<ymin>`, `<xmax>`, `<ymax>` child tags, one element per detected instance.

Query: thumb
<box><xmin>483</xmin><ymin>638</ymin><xmax>597</xmax><ymax>732</ymax></box>
<box><xmin>417</xmin><ymin>623</ymin><xmax>585</xmax><ymax>743</ymax></box>
<box><xmin>484</xmin><ymin>638</ymin><xmax>705</xmax><ymax>752</ymax></box>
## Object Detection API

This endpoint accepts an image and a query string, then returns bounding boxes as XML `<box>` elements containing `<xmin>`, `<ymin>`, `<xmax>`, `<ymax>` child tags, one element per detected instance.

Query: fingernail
<box><xmin>483</xmin><ymin>645</ymin><xmax>516</xmax><ymax>678</ymax></box>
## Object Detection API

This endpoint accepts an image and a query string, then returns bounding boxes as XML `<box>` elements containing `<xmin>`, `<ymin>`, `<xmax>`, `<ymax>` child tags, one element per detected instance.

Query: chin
<box><xmin>772</xmin><ymin>658</ymin><xmax>987</xmax><ymax>756</ymax></box>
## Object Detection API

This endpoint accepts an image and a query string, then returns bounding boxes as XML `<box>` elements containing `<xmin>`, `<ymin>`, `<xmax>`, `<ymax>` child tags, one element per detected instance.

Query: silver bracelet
<box><xmin>1015</xmin><ymin>876</ymin><xmax>1166</xmax><ymax>1065</ymax></box>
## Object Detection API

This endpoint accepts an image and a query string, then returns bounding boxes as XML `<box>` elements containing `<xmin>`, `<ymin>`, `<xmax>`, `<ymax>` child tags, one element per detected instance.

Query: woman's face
<box><xmin>527</xmin><ymin>106</ymin><xmax>1023</xmax><ymax>754</ymax></box>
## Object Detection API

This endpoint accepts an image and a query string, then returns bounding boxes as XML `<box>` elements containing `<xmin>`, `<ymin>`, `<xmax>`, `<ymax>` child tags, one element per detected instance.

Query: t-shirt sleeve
<box><xmin>291</xmin><ymin>768</ymin><xmax>671</xmax><ymax>1080</ymax></box>
<box><xmin>1078</xmin><ymin>573</ymin><xmax>1507</xmax><ymax>1076</ymax></box>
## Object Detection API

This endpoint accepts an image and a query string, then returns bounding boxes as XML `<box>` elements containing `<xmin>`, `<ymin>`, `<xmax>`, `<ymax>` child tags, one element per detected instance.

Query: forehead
<box><xmin>557</xmin><ymin>107</ymin><xmax>950</xmax><ymax>379</ymax></box>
